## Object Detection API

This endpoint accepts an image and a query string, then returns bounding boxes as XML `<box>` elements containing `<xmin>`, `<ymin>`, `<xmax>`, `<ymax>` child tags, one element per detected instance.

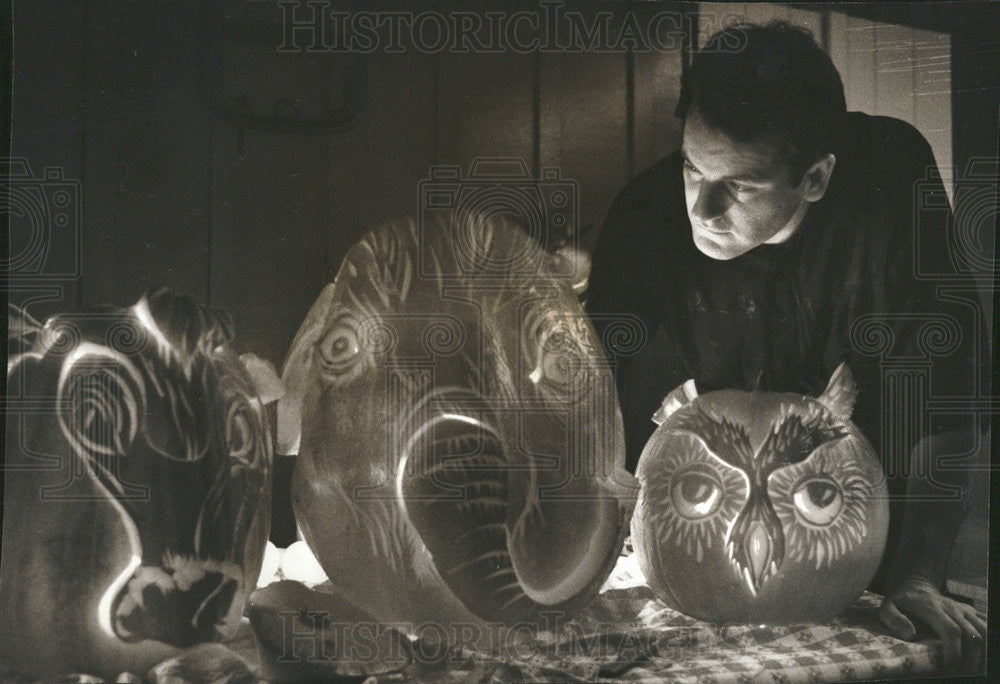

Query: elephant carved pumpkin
<box><xmin>278</xmin><ymin>212</ymin><xmax>636</xmax><ymax>645</ymax></box>
<box><xmin>1</xmin><ymin>289</ymin><xmax>277</xmax><ymax>679</ymax></box>
<box><xmin>631</xmin><ymin>363</ymin><xmax>889</xmax><ymax>624</ymax></box>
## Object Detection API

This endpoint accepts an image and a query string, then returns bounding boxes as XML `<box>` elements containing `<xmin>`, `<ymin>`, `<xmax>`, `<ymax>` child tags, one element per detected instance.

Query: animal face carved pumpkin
<box><xmin>1</xmin><ymin>289</ymin><xmax>275</xmax><ymax>679</ymax></box>
<box><xmin>631</xmin><ymin>364</ymin><xmax>889</xmax><ymax>624</ymax></box>
<box><xmin>278</xmin><ymin>213</ymin><xmax>635</xmax><ymax>639</ymax></box>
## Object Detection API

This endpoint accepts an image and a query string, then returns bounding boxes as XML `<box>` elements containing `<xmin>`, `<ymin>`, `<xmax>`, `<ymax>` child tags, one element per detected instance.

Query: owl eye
<box><xmin>317</xmin><ymin>326</ymin><xmax>361</xmax><ymax>377</ymax></box>
<box><xmin>671</xmin><ymin>466</ymin><xmax>724</xmax><ymax>519</ymax></box>
<box><xmin>792</xmin><ymin>478</ymin><xmax>843</xmax><ymax>526</ymax></box>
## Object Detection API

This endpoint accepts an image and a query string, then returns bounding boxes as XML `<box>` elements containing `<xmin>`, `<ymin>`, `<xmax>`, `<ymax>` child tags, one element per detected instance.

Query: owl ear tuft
<box><xmin>817</xmin><ymin>362</ymin><xmax>858</xmax><ymax>422</ymax></box>
<box><xmin>652</xmin><ymin>379</ymin><xmax>699</xmax><ymax>425</ymax></box>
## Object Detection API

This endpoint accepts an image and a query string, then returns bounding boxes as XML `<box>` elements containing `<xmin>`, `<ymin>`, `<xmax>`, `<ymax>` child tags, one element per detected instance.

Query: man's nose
<box><xmin>690</xmin><ymin>181</ymin><xmax>729</xmax><ymax>222</ymax></box>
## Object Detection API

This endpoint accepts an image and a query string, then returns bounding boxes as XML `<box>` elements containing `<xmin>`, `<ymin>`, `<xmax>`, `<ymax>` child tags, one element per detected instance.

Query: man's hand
<box><xmin>878</xmin><ymin>575</ymin><xmax>986</xmax><ymax>674</ymax></box>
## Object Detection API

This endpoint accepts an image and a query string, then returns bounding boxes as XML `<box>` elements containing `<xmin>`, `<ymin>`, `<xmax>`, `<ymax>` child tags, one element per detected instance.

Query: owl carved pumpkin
<box><xmin>631</xmin><ymin>363</ymin><xmax>889</xmax><ymax>624</ymax></box>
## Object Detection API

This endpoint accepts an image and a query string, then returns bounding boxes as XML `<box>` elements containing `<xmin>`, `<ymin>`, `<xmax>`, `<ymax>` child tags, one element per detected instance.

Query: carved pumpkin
<box><xmin>278</xmin><ymin>212</ymin><xmax>635</xmax><ymax>643</ymax></box>
<box><xmin>1</xmin><ymin>289</ymin><xmax>276</xmax><ymax>679</ymax></box>
<box><xmin>631</xmin><ymin>363</ymin><xmax>889</xmax><ymax>624</ymax></box>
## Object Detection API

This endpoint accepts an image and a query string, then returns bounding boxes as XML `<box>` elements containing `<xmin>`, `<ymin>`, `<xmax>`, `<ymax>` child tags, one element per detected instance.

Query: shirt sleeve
<box><xmin>847</xmin><ymin>117</ymin><xmax>984</xmax><ymax>490</ymax></box>
<box><xmin>585</xmin><ymin>163</ymin><xmax>671</xmax><ymax>380</ymax></box>
<box><xmin>884</xmin><ymin>120</ymin><xmax>981</xmax><ymax>436</ymax></box>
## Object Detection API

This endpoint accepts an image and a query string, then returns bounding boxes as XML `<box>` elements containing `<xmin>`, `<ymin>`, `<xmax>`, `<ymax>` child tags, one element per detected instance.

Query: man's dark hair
<box><xmin>677</xmin><ymin>21</ymin><xmax>847</xmax><ymax>181</ymax></box>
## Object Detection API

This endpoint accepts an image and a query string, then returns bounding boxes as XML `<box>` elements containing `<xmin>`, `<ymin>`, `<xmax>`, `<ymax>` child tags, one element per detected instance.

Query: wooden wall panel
<box><xmin>8</xmin><ymin>0</ymin><xmax>87</xmax><ymax>321</ymax></box>
<box><xmin>785</xmin><ymin>7</ymin><xmax>825</xmax><ymax>43</ymax></box>
<box><xmin>874</xmin><ymin>23</ymin><xmax>916</xmax><ymax>123</ymax></box>
<box><xmin>324</xmin><ymin>52</ymin><xmax>437</xmax><ymax>283</ymax></box>
<box><xmin>80</xmin><ymin>1</ymin><xmax>211</xmax><ymax>309</ymax></box>
<box><xmin>437</xmin><ymin>52</ymin><xmax>535</xmax><ymax>168</ymax></box>
<box><xmin>699</xmin><ymin>4</ymin><xmax>954</xmax><ymax>188</ymax></box>
<box><xmin>842</xmin><ymin>14</ymin><xmax>876</xmax><ymax>112</ymax></box>
<box><xmin>8</xmin><ymin>1</ymin><xmax>969</xmax><ymax>357</ymax></box>
<box><xmin>827</xmin><ymin>10</ymin><xmax>850</xmax><ymax>92</ymax></box>
<box><xmin>631</xmin><ymin>5</ymin><xmax>686</xmax><ymax>177</ymax></box>
<box><xmin>632</xmin><ymin>50</ymin><xmax>683</xmax><ymax>176</ymax></box>
<box><xmin>911</xmin><ymin>27</ymin><xmax>952</xmax><ymax>177</ymax></box>
<box><xmin>434</xmin><ymin>50</ymin><xmax>537</xmax><ymax>249</ymax></box>
<box><xmin>697</xmin><ymin>3</ymin><xmax>793</xmax><ymax>48</ymax></box>
<box><xmin>829</xmin><ymin>14</ymin><xmax>953</xmax><ymax>195</ymax></box>
<box><xmin>540</xmin><ymin>52</ymin><xmax>628</xmax><ymax>240</ymax></box>
<box><xmin>208</xmin><ymin>42</ymin><xmax>332</xmax><ymax>366</ymax></box>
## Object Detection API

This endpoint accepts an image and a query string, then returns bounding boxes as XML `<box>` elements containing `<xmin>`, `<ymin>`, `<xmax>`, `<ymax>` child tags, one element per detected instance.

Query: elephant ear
<box><xmin>399</xmin><ymin>408</ymin><xmax>620</xmax><ymax>623</ymax></box>
<box><xmin>240</xmin><ymin>353</ymin><xmax>284</xmax><ymax>405</ymax></box>
<box><xmin>8</xmin><ymin>303</ymin><xmax>42</xmax><ymax>343</ymax></box>
<box><xmin>7</xmin><ymin>304</ymin><xmax>44</xmax><ymax>374</ymax></box>
<box><xmin>143</xmin><ymin>287</ymin><xmax>235</xmax><ymax>356</ymax></box>
<box><xmin>277</xmin><ymin>283</ymin><xmax>338</xmax><ymax>455</ymax></box>
<box><xmin>549</xmin><ymin>244</ymin><xmax>592</xmax><ymax>294</ymax></box>
<box><xmin>56</xmin><ymin>344</ymin><xmax>148</xmax><ymax>494</ymax></box>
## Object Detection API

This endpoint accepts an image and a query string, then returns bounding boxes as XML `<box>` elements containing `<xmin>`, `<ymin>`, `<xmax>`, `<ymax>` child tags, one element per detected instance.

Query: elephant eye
<box><xmin>793</xmin><ymin>478</ymin><xmax>843</xmax><ymax>526</ymax></box>
<box><xmin>534</xmin><ymin>328</ymin><xmax>584</xmax><ymax>390</ymax></box>
<box><xmin>317</xmin><ymin>326</ymin><xmax>361</xmax><ymax>377</ymax></box>
<box><xmin>671</xmin><ymin>467</ymin><xmax>724</xmax><ymax>519</ymax></box>
<box><xmin>542</xmin><ymin>332</ymin><xmax>572</xmax><ymax>382</ymax></box>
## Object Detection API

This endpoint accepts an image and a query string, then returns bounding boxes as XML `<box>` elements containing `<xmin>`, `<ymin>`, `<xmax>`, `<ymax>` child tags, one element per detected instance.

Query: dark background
<box><xmin>5</xmin><ymin>0</ymin><xmax>997</xmax><ymax>609</ymax></box>
<box><xmin>10</xmin><ymin>1</ymin><xmax>996</xmax><ymax>364</ymax></box>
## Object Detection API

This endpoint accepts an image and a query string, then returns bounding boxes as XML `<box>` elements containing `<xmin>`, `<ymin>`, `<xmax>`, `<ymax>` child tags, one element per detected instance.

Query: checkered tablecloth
<box><xmin>218</xmin><ymin>550</ymin><xmax>933</xmax><ymax>684</ymax></box>
<box><xmin>480</xmin><ymin>587</ymin><xmax>939</xmax><ymax>683</ymax></box>
<box><xmin>377</xmin><ymin>551</ymin><xmax>942</xmax><ymax>683</ymax></box>
<box><xmin>53</xmin><ymin>550</ymin><xmax>942</xmax><ymax>683</ymax></box>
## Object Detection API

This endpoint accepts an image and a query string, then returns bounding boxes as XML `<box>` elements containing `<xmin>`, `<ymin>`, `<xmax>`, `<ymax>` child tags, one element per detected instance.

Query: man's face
<box><xmin>681</xmin><ymin>106</ymin><xmax>811</xmax><ymax>260</ymax></box>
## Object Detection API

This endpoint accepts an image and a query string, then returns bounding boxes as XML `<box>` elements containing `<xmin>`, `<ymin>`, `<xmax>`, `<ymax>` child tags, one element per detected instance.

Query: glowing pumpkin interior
<box><xmin>1</xmin><ymin>290</ymin><xmax>275</xmax><ymax>679</ymax></box>
<box><xmin>631</xmin><ymin>364</ymin><xmax>889</xmax><ymax>624</ymax></box>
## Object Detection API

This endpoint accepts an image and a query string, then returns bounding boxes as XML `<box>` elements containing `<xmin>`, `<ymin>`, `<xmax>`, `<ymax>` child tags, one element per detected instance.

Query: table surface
<box><xmin>224</xmin><ymin>551</ymin><xmax>948</xmax><ymax>683</ymax></box>
<box><xmin>403</xmin><ymin>553</ymin><xmax>943</xmax><ymax>683</ymax></box>
<box><xmin>0</xmin><ymin>552</ymin><xmax>951</xmax><ymax>683</ymax></box>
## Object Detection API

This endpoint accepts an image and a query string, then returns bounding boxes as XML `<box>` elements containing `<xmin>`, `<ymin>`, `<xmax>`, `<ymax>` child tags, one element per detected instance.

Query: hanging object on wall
<box><xmin>631</xmin><ymin>363</ymin><xmax>889</xmax><ymax>624</ymax></box>
<box><xmin>277</xmin><ymin>211</ymin><xmax>636</xmax><ymax>647</ymax></box>
<box><xmin>1</xmin><ymin>288</ymin><xmax>279</xmax><ymax>680</ymax></box>
<box><xmin>197</xmin><ymin>0</ymin><xmax>365</xmax><ymax>136</ymax></box>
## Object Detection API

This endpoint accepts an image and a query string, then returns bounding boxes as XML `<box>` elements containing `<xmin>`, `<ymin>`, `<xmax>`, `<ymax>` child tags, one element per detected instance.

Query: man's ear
<box><xmin>801</xmin><ymin>153</ymin><xmax>836</xmax><ymax>202</ymax></box>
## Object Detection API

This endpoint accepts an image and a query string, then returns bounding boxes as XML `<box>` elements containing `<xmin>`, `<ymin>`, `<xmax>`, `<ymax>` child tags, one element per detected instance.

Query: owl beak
<box><xmin>742</xmin><ymin>521</ymin><xmax>776</xmax><ymax>595</ymax></box>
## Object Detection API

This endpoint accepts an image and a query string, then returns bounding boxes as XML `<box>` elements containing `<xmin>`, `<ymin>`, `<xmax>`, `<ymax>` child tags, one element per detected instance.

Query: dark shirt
<box><xmin>587</xmin><ymin>113</ymin><xmax>979</xmax><ymax>583</ymax></box>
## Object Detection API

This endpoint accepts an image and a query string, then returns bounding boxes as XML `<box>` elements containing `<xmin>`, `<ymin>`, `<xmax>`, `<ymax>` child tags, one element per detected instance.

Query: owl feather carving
<box><xmin>632</xmin><ymin>363</ymin><xmax>889</xmax><ymax>624</ymax></box>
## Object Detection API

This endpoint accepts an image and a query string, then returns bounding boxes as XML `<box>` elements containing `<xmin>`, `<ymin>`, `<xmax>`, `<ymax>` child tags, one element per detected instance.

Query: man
<box><xmin>587</xmin><ymin>21</ymin><xmax>986</xmax><ymax>671</ymax></box>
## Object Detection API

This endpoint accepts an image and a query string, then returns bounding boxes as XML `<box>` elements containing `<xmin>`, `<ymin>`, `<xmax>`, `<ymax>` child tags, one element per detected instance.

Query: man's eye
<box><xmin>682</xmin><ymin>161</ymin><xmax>701</xmax><ymax>177</ymax></box>
<box><xmin>728</xmin><ymin>181</ymin><xmax>754</xmax><ymax>194</ymax></box>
